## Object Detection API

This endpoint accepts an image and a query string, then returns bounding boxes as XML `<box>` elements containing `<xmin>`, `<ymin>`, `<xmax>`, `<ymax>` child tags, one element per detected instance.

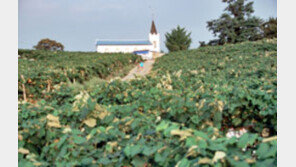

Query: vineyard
<box><xmin>18</xmin><ymin>50</ymin><xmax>140</xmax><ymax>101</ymax></box>
<box><xmin>18</xmin><ymin>39</ymin><xmax>277</xmax><ymax>166</ymax></box>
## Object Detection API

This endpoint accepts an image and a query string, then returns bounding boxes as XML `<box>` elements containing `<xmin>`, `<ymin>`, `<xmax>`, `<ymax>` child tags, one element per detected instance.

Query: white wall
<box><xmin>149</xmin><ymin>33</ymin><xmax>160</xmax><ymax>52</ymax></box>
<box><xmin>97</xmin><ymin>45</ymin><xmax>153</xmax><ymax>53</ymax></box>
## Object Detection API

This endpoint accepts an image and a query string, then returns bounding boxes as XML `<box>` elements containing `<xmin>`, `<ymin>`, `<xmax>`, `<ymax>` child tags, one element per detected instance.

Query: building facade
<box><xmin>96</xmin><ymin>21</ymin><xmax>160</xmax><ymax>59</ymax></box>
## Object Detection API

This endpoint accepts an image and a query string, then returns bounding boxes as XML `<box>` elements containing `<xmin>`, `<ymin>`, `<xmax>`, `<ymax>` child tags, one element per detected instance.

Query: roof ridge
<box><xmin>96</xmin><ymin>39</ymin><xmax>149</xmax><ymax>41</ymax></box>
<box><xmin>96</xmin><ymin>40</ymin><xmax>152</xmax><ymax>45</ymax></box>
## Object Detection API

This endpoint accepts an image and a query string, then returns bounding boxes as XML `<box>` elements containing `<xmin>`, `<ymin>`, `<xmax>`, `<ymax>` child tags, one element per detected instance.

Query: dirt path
<box><xmin>121</xmin><ymin>59</ymin><xmax>155</xmax><ymax>81</ymax></box>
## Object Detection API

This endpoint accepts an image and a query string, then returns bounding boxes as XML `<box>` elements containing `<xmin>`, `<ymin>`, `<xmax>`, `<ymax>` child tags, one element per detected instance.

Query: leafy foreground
<box><xmin>18</xmin><ymin>39</ymin><xmax>277</xmax><ymax>166</ymax></box>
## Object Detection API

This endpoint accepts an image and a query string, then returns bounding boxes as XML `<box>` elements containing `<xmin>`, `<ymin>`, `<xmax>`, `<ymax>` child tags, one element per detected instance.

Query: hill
<box><xmin>18</xmin><ymin>39</ymin><xmax>277</xmax><ymax>166</ymax></box>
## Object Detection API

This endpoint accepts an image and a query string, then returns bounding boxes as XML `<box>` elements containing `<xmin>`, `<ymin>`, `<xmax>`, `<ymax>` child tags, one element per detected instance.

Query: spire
<box><xmin>150</xmin><ymin>20</ymin><xmax>157</xmax><ymax>34</ymax></box>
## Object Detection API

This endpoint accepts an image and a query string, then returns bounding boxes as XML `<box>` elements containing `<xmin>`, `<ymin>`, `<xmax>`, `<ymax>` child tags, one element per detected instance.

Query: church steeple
<box><xmin>149</xmin><ymin>20</ymin><xmax>160</xmax><ymax>52</ymax></box>
<box><xmin>150</xmin><ymin>20</ymin><xmax>157</xmax><ymax>34</ymax></box>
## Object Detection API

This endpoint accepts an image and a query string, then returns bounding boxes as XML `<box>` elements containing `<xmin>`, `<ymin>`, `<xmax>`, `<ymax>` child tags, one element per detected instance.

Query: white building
<box><xmin>96</xmin><ymin>21</ymin><xmax>160</xmax><ymax>60</ymax></box>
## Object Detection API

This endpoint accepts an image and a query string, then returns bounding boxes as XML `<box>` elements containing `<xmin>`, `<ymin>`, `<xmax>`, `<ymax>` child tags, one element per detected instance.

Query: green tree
<box><xmin>207</xmin><ymin>0</ymin><xmax>263</xmax><ymax>45</ymax></box>
<box><xmin>165</xmin><ymin>26</ymin><xmax>192</xmax><ymax>52</ymax></box>
<box><xmin>34</xmin><ymin>38</ymin><xmax>64</xmax><ymax>51</ymax></box>
<box><xmin>262</xmin><ymin>17</ymin><xmax>277</xmax><ymax>39</ymax></box>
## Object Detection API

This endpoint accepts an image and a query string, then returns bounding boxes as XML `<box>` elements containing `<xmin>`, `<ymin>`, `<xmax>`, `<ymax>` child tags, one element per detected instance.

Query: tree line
<box><xmin>165</xmin><ymin>0</ymin><xmax>277</xmax><ymax>52</ymax></box>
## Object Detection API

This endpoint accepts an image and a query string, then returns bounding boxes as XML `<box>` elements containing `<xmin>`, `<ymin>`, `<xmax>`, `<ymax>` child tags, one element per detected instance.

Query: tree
<box><xmin>34</xmin><ymin>38</ymin><xmax>64</xmax><ymax>51</ymax></box>
<box><xmin>207</xmin><ymin>0</ymin><xmax>263</xmax><ymax>45</ymax></box>
<box><xmin>165</xmin><ymin>26</ymin><xmax>192</xmax><ymax>52</ymax></box>
<box><xmin>262</xmin><ymin>17</ymin><xmax>277</xmax><ymax>39</ymax></box>
<box><xmin>199</xmin><ymin>41</ymin><xmax>207</xmax><ymax>47</ymax></box>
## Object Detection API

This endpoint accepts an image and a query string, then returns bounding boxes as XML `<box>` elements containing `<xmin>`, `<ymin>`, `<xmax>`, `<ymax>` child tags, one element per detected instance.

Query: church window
<box><xmin>153</xmin><ymin>41</ymin><xmax>157</xmax><ymax>48</ymax></box>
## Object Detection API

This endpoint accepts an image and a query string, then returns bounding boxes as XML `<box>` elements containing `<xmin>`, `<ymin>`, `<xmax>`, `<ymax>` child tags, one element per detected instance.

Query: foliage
<box><xmin>19</xmin><ymin>39</ymin><xmax>277</xmax><ymax>166</ymax></box>
<box><xmin>262</xmin><ymin>17</ymin><xmax>277</xmax><ymax>39</ymax></box>
<box><xmin>207</xmin><ymin>0</ymin><xmax>263</xmax><ymax>45</ymax></box>
<box><xmin>165</xmin><ymin>26</ymin><xmax>192</xmax><ymax>52</ymax></box>
<box><xmin>199</xmin><ymin>41</ymin><xmax>207</xmax><ymax>47</ymax></box>
<box><xmin>18</xmin><ymin>49</ymin><xmax>140</xmax><ymax>101</ymax></box>
<box><xmin>34</xmin><ymin>38</ymin><xmax>64</xmax><ymax>51</ymax></box>
<box><xmin>153</xmin><ymin>39</ymin><xmax>277</xmax><ymax>135</ymax></box>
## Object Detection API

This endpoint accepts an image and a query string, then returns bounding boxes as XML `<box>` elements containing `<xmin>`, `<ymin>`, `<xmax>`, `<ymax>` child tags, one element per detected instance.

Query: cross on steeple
<box><xmin>149</xmin><ymin>6</ymin><xmax>157</xmax><ymax>34</ymax></box>
<box><xmin>149</xmin><ymin>6</ymin><xmax>155</xmax><ymax>20</ymax></box>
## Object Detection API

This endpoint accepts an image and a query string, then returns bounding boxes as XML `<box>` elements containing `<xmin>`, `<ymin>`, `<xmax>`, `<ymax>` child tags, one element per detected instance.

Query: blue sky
<box><xmin>19</xmin><ymin>0</ymin><xmax>277</xmax><ymax>52</ymax></box>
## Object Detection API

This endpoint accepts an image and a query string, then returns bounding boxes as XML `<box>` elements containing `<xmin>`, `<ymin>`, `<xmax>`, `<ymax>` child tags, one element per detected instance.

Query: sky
<box><xmin>19</xmin><ymin>0</ymin><xmax>277</xmax><ymax>52</ymax></box>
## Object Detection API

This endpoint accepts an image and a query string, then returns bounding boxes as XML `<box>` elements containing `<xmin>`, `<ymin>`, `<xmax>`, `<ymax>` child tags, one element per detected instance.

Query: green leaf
<box><xmin>98</xmin><ymin>157</ymin><xmax>111</xmax><ymax>165</ymax></box>
<box><xmin>164</xmin><ymin>123</ymin><xmax>180</xmax><ymax>137</ymax></box>
<box><xmin>234</xmin><ymin>161</ymin><xmax>250</xmax><ymax>167</ymax></box>
<box><xmin>197</xmin><ymin>139</ymin><xmax>208</xmax><ymax>149</ymax></box>
<box><xmin>73</xmin><ymin>136</ymin><xmax>86</xmax><ymax>144</ymax></box>
<box><xmin>185</xmin><ymin>137</ymin><xmax>197</xmax><ymax>147</ymax></box>
<box><xmin>156</xmin><ymin>121</ymin><xmax>169</xmax><ymax>132</ymax></box>
<box><xmin>57</xmin><ymin>145</ymin><xmax>68</xmax><ymax>159</ymax></box>
<box><xmin>232</xmin><ymin>118</ymin><xmax>242</xmax><ymax>126</ymax></box>
<box><xmin>238</xmin><ymin>134</ymin><xmax>249</xmax><ymax>148</ymax></box>
<box><xmin>191</xmin><ymin>115</ymin><xmax>200</xmax><ymax>124</ymax></box>
<box><xmin>226</xmin><ymin>137</ymin><xmax>237</xmax><ymax>145</ymax></box>
<box><xmin>194</xmin><ymin>131</ymin><xmax>210</xmax><ymax>140</ymax></box>
<box><xmin>256</xmin><ymin>143</ymin><xmax>269</xmax><ymax>159</ymax></box>
<box><xmin>131</xmin><ymin>156</ymin><xmax>146</xmax><ymax>167</ymax></box>
<box><xmin>154</xmin><ymin>153</ymin><xmax>164</xmax><ymax>163</ymax></box>
<box><xmin>177</xmin><ymin>158</ymin><xmax>190</xmax><ymax>167</ymax></box>
<box><xmin>106</xmin><ymin>144</ymin><xmax>112</xmax><ymax>153</ymax></box>
<box><xmin>81</xmin><ymin>157</ymin><xmax>93</xmax><ymax>165</ymax></box>
<box><xmin>124</xmin><ymin>145</ymin><xmax>142</xmax><ymax>158</ymax></box>
<box><xmin>255</xmin><ymin>159</ymin><xmax>275</xmax><ymax>167</ymax></box>
<box><xmin>208</xmin><ymin>142</ymin><xmax>226</xmax><ymax>151</ymax></box>
<box><xmin>143</xmin><ymin>146</ymin><xmax>157</xmax><ymax>156</ymax></box>
<box><xmin>57</xmin><ymin>135</ymin><xmax>68</xmax><ymax>148</ymax></box>
<box><xmin>238</xmin><ymin>133</ymin><xmax>258</xmax><ymax>148</ymax></box>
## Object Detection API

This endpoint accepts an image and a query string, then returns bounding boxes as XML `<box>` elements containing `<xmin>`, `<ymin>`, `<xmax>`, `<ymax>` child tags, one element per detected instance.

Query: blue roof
<box><xmin>134</xmin><ymin>50</ymin><xmax>149</xmax><ymax>54</ymax></box>
<box><xmin>96</xmin><ymin>40</ymin><xmax>152</xmax><ymax>45</ymax></box>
